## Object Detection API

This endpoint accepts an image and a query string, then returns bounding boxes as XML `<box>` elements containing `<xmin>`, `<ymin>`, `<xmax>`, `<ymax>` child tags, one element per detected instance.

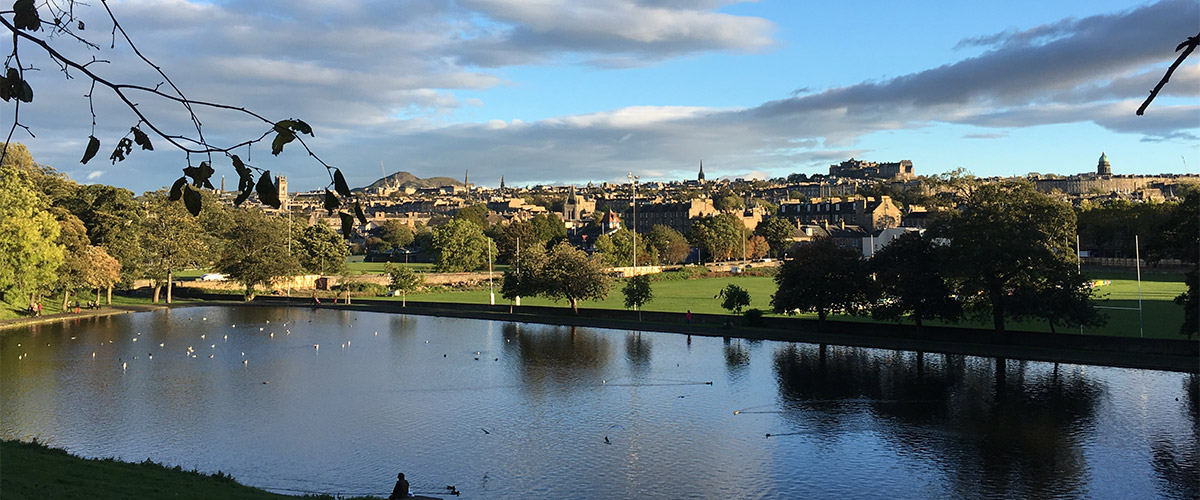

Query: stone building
<box><xmin>622</xmin><ymin>198</ymin><xmax>717</xmax><ymax>234</ymax></box>
<box><xmin>829</xmin><ymin>158</ymin><xmax>914</xmax><ymax>180</ymax></box>
<box><xmin>778</xmin><ymin>195</ymin><xmax>903</xmax><ymax>232</ymax></box>
<box><xmin>561</xmin><ymin>185</ymin><xmax>596</xmax><ymax>222</ymax></box>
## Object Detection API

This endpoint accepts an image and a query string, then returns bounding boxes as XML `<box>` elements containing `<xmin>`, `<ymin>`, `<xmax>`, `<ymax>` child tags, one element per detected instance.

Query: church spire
<box><xmin>500</xmin><ymin>175</ymin><xmax>505</xmax><ymax>190</ymax></box>
<box><xmin>698</xmin><ymin>159</ymin><xmax>706</xmax><ymax>182</ymax></box>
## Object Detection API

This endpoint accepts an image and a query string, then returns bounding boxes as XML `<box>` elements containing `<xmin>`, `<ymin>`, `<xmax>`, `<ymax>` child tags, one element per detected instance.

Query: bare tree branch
<box><xmin>1137</xmin><ymin>31</ymin><xmax>1199</xmax><ymax>116</ymax></box>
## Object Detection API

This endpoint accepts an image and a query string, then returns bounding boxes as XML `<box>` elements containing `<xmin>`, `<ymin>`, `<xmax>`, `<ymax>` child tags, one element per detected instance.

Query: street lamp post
<box><xmin>627</xmin><ymin>172</ymin><xmax>638</xmax><ymax>275</ymax></box>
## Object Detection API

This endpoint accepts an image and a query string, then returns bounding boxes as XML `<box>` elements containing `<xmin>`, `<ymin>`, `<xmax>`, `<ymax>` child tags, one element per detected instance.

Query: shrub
<box><xmin>744</xmin><ymin>308</ymin><xmax>766</xmax><ymax>327</ymax></box>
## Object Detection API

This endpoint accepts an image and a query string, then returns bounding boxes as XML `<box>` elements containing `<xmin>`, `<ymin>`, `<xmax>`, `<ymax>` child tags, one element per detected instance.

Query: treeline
<box><xmin>772</xmin><ymin>180</ymin><xmax>1198</xmax><ymax>337</ymax></box>
<box><xmin>1</xmin><ymin>144</ymin><xmax>350</xmax><ymax>309</ymax></box>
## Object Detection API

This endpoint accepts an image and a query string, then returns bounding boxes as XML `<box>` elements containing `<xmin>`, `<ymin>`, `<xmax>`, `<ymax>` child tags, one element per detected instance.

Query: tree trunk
<box><xmin>152</xmin><ymin>284</ymin><xmax>161</xmax><ymax>303</ymax></box>
<box><xmin>989</xmin><ymin>284</ymin><xmax>1005</xmax><ymax>333</ymax></box>
<box><xmin>106</xmin><ymin>285</ymin><xmax>113</xmax><ymax>305</ymax></box>
<box><xmin>402</xmin><ymin>290</ymin><xmax>406</xmax><ymax>307</ymax></box>
<box><xmin>166</xmin><ymin>270</ymin><xmax>174</xmax><ymax>304</ymax></box>
<box><xmin>570</xmin><ymin>298</ymin><xmax>579</xmax><ymax>315</ymax></box>
<box><xmin>61</xmin><ymin>289</ymin><xmax>71</xmax><ymax>311</ymax></box>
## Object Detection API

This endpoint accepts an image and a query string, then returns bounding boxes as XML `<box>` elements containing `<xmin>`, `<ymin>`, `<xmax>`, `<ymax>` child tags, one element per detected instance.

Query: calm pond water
<box><xmin>1</xmin><ymin>306</ymin><xmax>1196</xmax><ymax>499</ymax></box>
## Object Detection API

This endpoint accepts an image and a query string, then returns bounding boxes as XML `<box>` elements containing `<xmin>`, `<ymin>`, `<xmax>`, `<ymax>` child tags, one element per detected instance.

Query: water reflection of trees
<box><xmin>773</xmin><ymin>345</ymin><xmax>1105</xmax><ymax>499</ymax></box>
<box><xmin>501</xmin><ymin>323</ymin><xmax>610</xmax><ymax>388</ymax></box>
<box><xmin>1151</xmin><ymin>373</ymin><xmax>1198</xmax><ymax>499</ymax></box>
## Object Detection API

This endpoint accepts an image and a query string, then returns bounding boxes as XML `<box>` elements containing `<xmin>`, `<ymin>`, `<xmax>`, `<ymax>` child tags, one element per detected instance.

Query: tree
<box><xmin>53</xmin><ymin>209</ymin><xmax>93</xmax><ymax>310</ymax></box>
<box><xmin>0</xmin><ymin>143</ymin><xmax>63</xmax><ymax>306</ymax></box>
<box><xmin>756</xmin><ymin>216</ymin><xmax>795</xmax><ymax>258</ymax></box>
<box><xmin>503</xmin><ymin>241</ymin><xmax>610</xmax><ymax>314</ymax></box>
<box><xmin>530</xmin><ymin>213</ymin><xmax>567</xmax><ymax>244</ymax></box>
<box><xmin>622</xmin><ymin>275</ymin><xmax>654</xmax><ymax>320</ymax></box>
<box><xmin>368</xmin><ymin>220</ymin><xmax>415</xmax><ymax>253</ymax></box>
<box><xmin>746</xmin><ymin>235</ymin><xmax>769</xmax><ymax>260</ymax></box>
<box><xmin>383</xmin><ymin>263</ymin><xmax>423</xmax><ymax>307</ymax></box>
<box><xmin>57</xmin><ymin>183</ymin><xmax>145</xmax><ymax>292</ymax></box>
<box><xmin>869</xmin><ymin>232</ymin><xmax>960</xmax><ymax>327</ymax></box>
<box><xmin>431</xmin><ymin>218</ymin><xmax>492</xmax><ymax>272</ymax></box>
<box><xmin>141</xmin><ymin>192</ymin><xmax>211</xmax><ymax>303</ymax></box>
<box><xmin>454</xmin><ymin>204</ymin><xmax>490</xmax><ymax>230</ymax></box>
<box><xmin>689</xmin><ymin>213</ymin><xmax>744</xmax><ymax>262</ymax></box>
<box><xmin>592</xmin><ymin>233</ymin><xmax>618</xmax><ymax>266</ymax></box>
<box><xmin>1160</xmin><ymin>190</ymin><xmax>1199</xmax><ymax>338</ymax></box>
<box><xmin>214</xmin><ymin>209</ymin><xmax>300</xmax><ymax>300</ymax></box>
<box><xmin>929</xmin><ymin>180</ymin><xmax>1094</xmax><ymax>332</ymax></box>
<box><xmin>294</xmin><ymin>221</ymin><xmax>348</xmax><ymax>275</ymax></box>
<box><xmin>489</xmin><ymin>219</ymin><xmax>537</xmax><ymax>263</ymax></box>
<box><xmin>83</xmin><ymin>246</ymin><xmax>121</xmax><ymax>305</ymax></box>
<box><xmin>714</xmin><ymin>193</ymin><xmax>745</xmax><ymax>211</ymax></box>
<box><xmin>645</xmin><ymin>225</ymin><xmax>690</xmax><ymax>265</ymax></box>
<box><xmin>772</xmin><ymin>238</ymin><xmax>871</xmax><ymax>326</ymax></box>
<box><xmin>0</xmin><ymin>1</ymin><xmax>361</xmax><ymax>218</ymax></box>
<box><xmin>717</xmin><ymin>284</ymin><xmax>751</xmax><ymax>315</ymax></box>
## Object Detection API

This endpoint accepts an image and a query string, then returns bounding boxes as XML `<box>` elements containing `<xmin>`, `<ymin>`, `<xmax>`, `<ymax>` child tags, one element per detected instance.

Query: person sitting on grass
<box><xmin>389</xmin><ymin>472</ymin><xmax>411</xmax><ymax>499</ymax></box>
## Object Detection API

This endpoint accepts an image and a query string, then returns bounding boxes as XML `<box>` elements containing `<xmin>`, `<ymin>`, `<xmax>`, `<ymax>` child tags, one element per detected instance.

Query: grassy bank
<box><xmin>0</xmin><ymin>439</ymin><xmax>378</xmax><ymax>500</ymax></box>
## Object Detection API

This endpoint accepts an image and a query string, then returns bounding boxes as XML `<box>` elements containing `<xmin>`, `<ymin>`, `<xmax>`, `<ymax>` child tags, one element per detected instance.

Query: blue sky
<box><xmin>8</xmin><ymin>0</ymin><xmax>1199</xmax><ymax>193</ymax></box>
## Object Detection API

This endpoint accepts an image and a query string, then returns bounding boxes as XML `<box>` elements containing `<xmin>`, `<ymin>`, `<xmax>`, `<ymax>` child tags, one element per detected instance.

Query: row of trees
<box><xmin>771</xmin><ymin>180</ymin><xmax>1199</xmax><ymax>337</ymax></box>
<box><xmin>0</xmin><ymin>144</ymin><xmax>350</xmax><ymax>308</ymax></box>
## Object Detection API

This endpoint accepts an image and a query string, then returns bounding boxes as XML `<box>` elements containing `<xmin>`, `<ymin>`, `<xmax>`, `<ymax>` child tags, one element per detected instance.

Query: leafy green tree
<box><xmin>869</xmin><ymin>232</ymin><xmax>960</xmax><ymax>327</ymax></box>
<box><xmin>930</xmin><ymin>180</ymin><xmax>1093</xmax><ymax>332</ymax></box>
<box><xmin>57</xmin><ymin>183</ymin><xmax>145</xmax><ymax>289</ymax></box>
<box><xmin>622</xmin><ymin>275</ymin><xmax>654</xmax><ymax>320</ymax></box>
<box><xmin>214</xmin><ymin>209</ymin><xmax>301</xmax><ymax>300</ymax></box>
<box><xmin>489</xmin><ymin>219</ymin><xmax>538</xmax><ymax>263</ymax></box>
<box><xmin>367</xmin><ymin>220</ymin><xmax>415</xmax><ymax>253</ymax></box>
<box><xmin>645</xmin><ymin>225</ymin><xmax>690</xmax><ymax>265</ymax></box>
<box><xmin>592</xmin><ymin>233</ymin><xmax>618</xmax><ymax>266</ymax></box>
<box><xmin>141</xmin><ymin>192</ymin><xmax>211</xmax><ymax>303</ymax></box>
<box><xmin>52</xmin><ymin>210</ymin><xmax>92</xmax><ymax>311</ymax></box>
<box><xmin>772</xmin><ymin>238</ymin><xmax>871</xmax><ymax>326</ymax></box>
<box><xmin>717</xmin><ymin>284</ymin><xmax>751</xmax><ymax>315</ymax></box>
<box><xmin>755</xmin><ymin>216</ymin><xmax>794</xmax><ymax>258</ymax></box>
<box><xmin>501</xmin><ymin>242</ymin><xmax>548</xmax><ymax>303</ymax></box>
<box><xmin>383</xmin><ymin>262</ymin><xmax>423</xmax><ymax>307</ymax></box>
<box><xmin>689</xmin><ymin>213</ymin><xmax>744</xmax><ymax>262</ymax></box>
<box><xmin>431</xmin><ymin>218</ymin><xmax>493</xmax><ymax>272</ymax></box>
<box><xmin>714</xmin><ymin>193</ymin><xmax>745</xmax><ymax>211</ymax></box>
<box><xmin>1161</xmin><ymin>190</ymin><xmax>1199</xmax><ymax>338</ymax></box>
<box><xmin>530</xmin><ymin>213</ymin><xmax>567</xmax><ymax>243</ymax></box>
<box><xmin>610</xmin><ymin>227</ymin><xmax>650</xmax><ymax>267</ymax></box>
<box><xmin>454</xmin><ymin>204</ymin><xmax>490</xmax><ymax>229</ymax></box>
<box><xmin>294</xmin><ymin>221</ymin><xmax>348</xmax><ymax>275</ymax></box>
<box><xmin>503</xmin><ymin>241</ymin><xmax>609</xmax><ymax>314</ymax></box>
<box><xmin>0</xmin><ymin>144</ymin><xmax>63</xmax><ymax>307</ymax></box>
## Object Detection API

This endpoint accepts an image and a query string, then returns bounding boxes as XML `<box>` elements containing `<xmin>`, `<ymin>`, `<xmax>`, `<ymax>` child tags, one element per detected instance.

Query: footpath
<box><xmin>3</xmin><ymin>295</ymin><xmax>1197</xmax><ymax>373</ymax></box>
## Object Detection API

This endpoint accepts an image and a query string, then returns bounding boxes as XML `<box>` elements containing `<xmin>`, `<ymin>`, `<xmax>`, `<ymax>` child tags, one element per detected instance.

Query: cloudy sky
<box><xmin>8</xmin><ymin>0</ymin><xmax>1199</xmax><ymax>193</ymax></box>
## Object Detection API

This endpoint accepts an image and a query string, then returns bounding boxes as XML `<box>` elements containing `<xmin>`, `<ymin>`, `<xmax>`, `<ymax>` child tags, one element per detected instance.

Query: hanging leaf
<box><xmin>324</xmin><ymin>189</ymin><xmax>340</xmax><ymax>216</ymax></box>
<box><xmin>109</xmin><ymin>137</ymin><xmax>133</xmax><ymax>164</ymax></box>
<box><xmin>182</xmin><ymin>161</ymin><xmax>215</xmax><ymax>188</ymax></box>
<box><xmin>0</xmin><ymin>68</ymin><xmax>13</xmax><ymax>101</ymax></box>
<box><xmin>17</xmin><ymin>80</ymin><xmax>32</xmax><ymax>103</ymax></box>
<box><xmin>168</xmin><ymin>176</ymin><xmax>187</xmax><ymax>201</ymax></box>
<box><xmin>13</xmin><ymin>0</ymin><xmax>40</xmax><ymax>31</ymax></box>
<box><xmin>234</xmin><ymin>186</ymin><xmax>253</xmax><ymax>207</ymax></box>
<box><xmin>255</xmin><ymin>171</ymin><xmax>281</xmax><ymax>208</ymax></box>
<box><xmin>270</xmin><ymin>130</ymin><xmax>295</xmax><ymax>156</ymax></box>
<box><xmin>130</xmin><ymin>126</ymin><xmax>153</xmax><ymax>150</ymax></box>
<box><xmin>80</xmin><ymin>135</ymin><xmax>100</xmax><ymax>164</ymax></box>
<box><xmin>182</xmin><ymin>185</ymin><xmax>202</xmax><ymax>216</ymax></box>
<box><xmin>231</xmin><ymin>154</ymin><xmax>247</xmax><ymax>172</ymax></box>
<box><xmin>333</xmin><ymin>168</ymin><xmax>352</xmax><ymax>198</ymax></box>
<box><xmin>354</xmin><ymin>200</ymin><xmax>367</xmax><ymax>225</ymax></box>
<box><xmin>339</xmin><ymin>212</ymin><xmax>355</xmax><ymax>239</ymax></box>
<box><xmin>274</xmin><ymin>119</ymin><xmax>313</xmax><ymax>136</ymax></box>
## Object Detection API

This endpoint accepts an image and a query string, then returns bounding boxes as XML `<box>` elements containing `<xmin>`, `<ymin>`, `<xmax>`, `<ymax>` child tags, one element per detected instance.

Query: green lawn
<box><xmin>0</xmin><ymin>439</ymin><xmax>375</xmax><ymax>500</ymax></box>
<box><xmin>401</xmin><ymin>269</ymin><xmax>1192</xmax><ymax>340</ymax></box>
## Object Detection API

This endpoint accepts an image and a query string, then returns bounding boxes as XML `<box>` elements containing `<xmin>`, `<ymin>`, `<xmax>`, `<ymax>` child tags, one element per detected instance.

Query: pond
<box><xmin>1</xmin><ymin>306</ymin><xmax>1196</xmax><ymax>499</ymax></box>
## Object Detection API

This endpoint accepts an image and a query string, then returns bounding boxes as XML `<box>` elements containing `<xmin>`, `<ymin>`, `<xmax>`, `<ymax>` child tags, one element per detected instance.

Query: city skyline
<box><xmin>7</xmin><ymin>0</ymin><xmax>1198</xmax><ymax>194</ymax></box>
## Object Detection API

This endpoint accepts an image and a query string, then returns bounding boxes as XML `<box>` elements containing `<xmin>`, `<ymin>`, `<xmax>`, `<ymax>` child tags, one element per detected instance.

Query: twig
<box><xmin>1137</xmin><ymin>32</ymin><xmax>1199</xmax><ymax>116</ymax></box>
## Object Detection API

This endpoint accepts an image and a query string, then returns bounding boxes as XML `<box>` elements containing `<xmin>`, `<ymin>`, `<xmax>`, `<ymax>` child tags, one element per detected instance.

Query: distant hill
<box><xmin>360</xmin><ymin>171</ymin><xmax>464</xmax><ymax>191</ymax></box>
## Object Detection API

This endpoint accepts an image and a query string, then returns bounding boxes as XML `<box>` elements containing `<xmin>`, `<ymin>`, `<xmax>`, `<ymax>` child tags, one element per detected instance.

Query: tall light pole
<box><xmin>627</xmin><ymin>172</ymin><xmax>639</xmax><ymax>275</ymax></box>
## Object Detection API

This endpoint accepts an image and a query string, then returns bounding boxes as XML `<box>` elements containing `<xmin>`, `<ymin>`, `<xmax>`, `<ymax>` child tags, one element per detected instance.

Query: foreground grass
<box><xmin>0</xmin><ymin>439</ymin><xmax>378</xmax><ymax>500</ymax></box>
